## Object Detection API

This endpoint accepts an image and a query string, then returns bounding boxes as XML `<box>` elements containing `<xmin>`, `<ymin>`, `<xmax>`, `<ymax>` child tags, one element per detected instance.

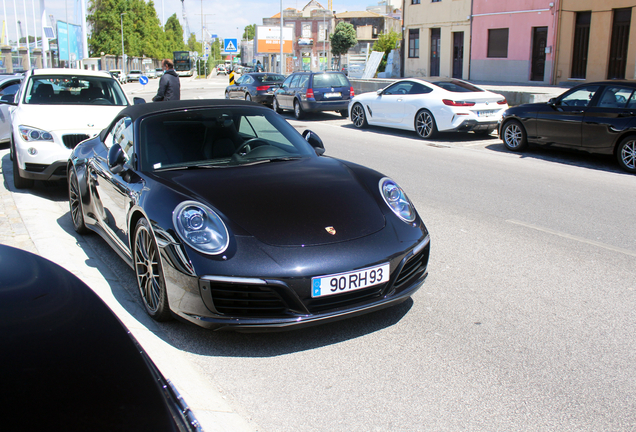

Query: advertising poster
<box><xmin>56</xmin><ymin>21</ymin><xmax>83</xmax><ymax>62</ymax></box>
<box><xmin>255</xmin><ymin>26</ymin><xmax>293</xmax><ymax>54</ymax></box>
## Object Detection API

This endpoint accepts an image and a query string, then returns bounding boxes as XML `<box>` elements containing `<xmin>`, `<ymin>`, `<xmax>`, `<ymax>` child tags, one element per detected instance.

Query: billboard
<box><xmin>255</xmin><ymin>26</ymin><xmax>293</xmax><ymax>54</ymax></box>
<box><xmin>57</xmin><ymin>21</ymin><xmax>83</xmax><ymax>62</ymax></box>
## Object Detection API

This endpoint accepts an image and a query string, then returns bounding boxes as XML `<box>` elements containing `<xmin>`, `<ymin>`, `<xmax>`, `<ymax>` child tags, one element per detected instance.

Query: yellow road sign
<box><xmin>229</xmin><ymin>70</ymin><xmax>235</xmax><ymax>85</ymax></box>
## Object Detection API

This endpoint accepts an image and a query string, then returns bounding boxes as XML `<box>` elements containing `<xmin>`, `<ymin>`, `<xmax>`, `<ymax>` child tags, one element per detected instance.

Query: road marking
<box><xmin>507</xmin><ymin>219</ymin><xmax>636</xmax><ymax>257</ymax></box>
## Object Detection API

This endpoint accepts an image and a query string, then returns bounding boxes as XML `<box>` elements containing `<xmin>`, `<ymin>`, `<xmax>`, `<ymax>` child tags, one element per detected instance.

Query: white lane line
<box><xmin>507</xmin><ymin>219</ymin><xmax>636</xmax><ymax>257</ymax></box>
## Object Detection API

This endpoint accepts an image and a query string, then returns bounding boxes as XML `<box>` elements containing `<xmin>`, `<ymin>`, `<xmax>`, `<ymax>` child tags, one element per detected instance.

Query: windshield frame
<box><xmin>23</xmin><ymin>74</ymin><xmax>129</xmax><ymax>106</ymax></box>
<box><xmin>137</xmin><ymin>106</ymin><xmax>317</xmax><ymax>172</ymax></box>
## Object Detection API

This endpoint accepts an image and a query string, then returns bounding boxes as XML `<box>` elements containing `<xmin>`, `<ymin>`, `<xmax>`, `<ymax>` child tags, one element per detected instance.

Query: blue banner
<box><xmin>56</xmin><ymin>21</ymin><xmax>83</xmax><ymax>62</ymax></box>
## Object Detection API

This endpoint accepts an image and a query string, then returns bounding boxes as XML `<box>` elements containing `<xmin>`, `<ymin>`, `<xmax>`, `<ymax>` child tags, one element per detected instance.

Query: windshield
<box><xmin>24</xmin><ymin>75</ymin><xmax>128</xmax><ymax>105</ymax></box>
<box><xmin>139</xmin><ymin>107</ymin><xmax>316</xmax><ymax>171</ymax></box>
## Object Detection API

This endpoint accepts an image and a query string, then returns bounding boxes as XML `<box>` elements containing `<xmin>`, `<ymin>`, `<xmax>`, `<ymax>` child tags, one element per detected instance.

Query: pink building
<box><xmin>470</xmin><ymin>0</ymin><xmax>559</xmax><ymax>84</ymax></box>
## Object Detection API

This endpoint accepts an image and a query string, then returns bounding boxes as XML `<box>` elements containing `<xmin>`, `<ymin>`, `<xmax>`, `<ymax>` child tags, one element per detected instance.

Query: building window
<box><xmin>487</xmin><ymin>28</ymin><xmax>509</xmax><ymax>58</ymax></box>
<box><xmin>409</xmin><ymin>29</ymin><xmax>420</xmax><ymax>58</ymax></box>
<box><xmin>412</xmin><ymin>0</ymin><xmax>420</xmax><ymax>4</ymax></box>
<box><xmin>430</xmin><ymin>28</ymin><xmax>440</xmax><ymax>76</ymax></box>
<box><xmin>432</xmin><ymin>0</ymin><xmax>441</xmax><ymax>2</ymax></box>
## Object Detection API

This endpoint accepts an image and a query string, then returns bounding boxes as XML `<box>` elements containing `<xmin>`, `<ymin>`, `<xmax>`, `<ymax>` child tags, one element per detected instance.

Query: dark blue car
<box><xmin>273</xmin><ymin>71</ymin><xmax>353</xmax><ymax>119</ymax></box>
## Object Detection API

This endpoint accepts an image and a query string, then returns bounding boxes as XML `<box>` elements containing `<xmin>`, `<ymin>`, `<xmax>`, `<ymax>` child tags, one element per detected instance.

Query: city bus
<box><xmin>173</xmin><ymin>51</ymin><xmax>194</xmax><ymax>77</ymax></box>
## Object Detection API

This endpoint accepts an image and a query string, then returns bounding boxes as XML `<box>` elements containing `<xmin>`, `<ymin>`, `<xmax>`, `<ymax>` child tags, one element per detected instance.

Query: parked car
<box><xmin>9</xmin><ymin>68</ymin><xmax>130</xmax><ymax>189</ymax></box>
<box><xmin>0</xmin><ymin>244</ymin><xmax>202</xmax><ymax>431</ymax></box>
<box><xmin>67</xmin><ymin>99</ymin><xmax>430</xmax><ymax>331</ymax></box>
<box><xmin>273</xmin><ymin>71</ymin><xmax>353</xmax><ymax>119</ymax></box>
<box><xmin>225</xmin><ymin>72</ymin><xmax>285</xmax><ymax>105</ymax></box>
<box><xmin>146</xmin><ymin>69</ymin><xmax>157</xmax><ymax>79</ymax></box>
<box><xmin>0</xmin><ymin>75</ymin><xmax>23</xmax><ymax>145</ymax></box>
<box><xmin>127</xmin><ymin>69</ymin><xmax>143</xmax><ymax>82</ymax></box>
<box><xmin>500</xmin><ymin>81</ymin><xmax>636</xmax><ymax>173</ymax></box>
<box><xmin>349</xmin><ymin>78</ymin><xmax>508</xmax><ymax>139</ymax></box>
<box><xmin>217</xmin><ymin>65</ymin><xmax>227</xmax><ymax>75</ymax></box>
<box><xmin>156</xmin><ymin>68</ymin><xmax>164</xmax><ymax>78</ymax></box>
<box><xmin>108</xmin><ymin>69</ymin><xmax>125</xmax><ymax>83</ymax></box>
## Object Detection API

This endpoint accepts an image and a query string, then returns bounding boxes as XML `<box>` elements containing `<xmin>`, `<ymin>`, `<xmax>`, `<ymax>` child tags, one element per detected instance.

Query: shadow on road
<box><xmin>1</xmin><ymin>153</ymin><xmax>68</xmax><ymax>201</ymax></box>
<box><xmin>484</xmin><ymin>142</ymin><xmax>627</xmax><ymax>175</ymax></box>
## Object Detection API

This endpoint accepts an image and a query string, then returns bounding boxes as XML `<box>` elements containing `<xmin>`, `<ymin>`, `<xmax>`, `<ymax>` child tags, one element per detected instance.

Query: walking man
<box><xmin>153</xmin><ymin>59</ymin><xmax>181</xmax><ymax>102</ymax></box>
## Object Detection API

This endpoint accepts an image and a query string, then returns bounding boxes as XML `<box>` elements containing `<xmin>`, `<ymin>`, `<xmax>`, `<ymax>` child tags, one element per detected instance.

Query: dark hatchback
<box><xmin>273</xmin><ymin>71</ymin><xmax>353</xmax><ymax>119</ymax></box>
<box><xmin>0</xmin><ymin>244</ymin><xmax>201</xmax><ymax>431</ymax></box>
<box><xmin>225</xmin><ymin>72</ymin><xmax>285</xmax><ymax>105</ymax></box>
<box><xmin>500</xmin><ymin>81</ymin><xmax>636</xmax><ymax>173</ymax></box>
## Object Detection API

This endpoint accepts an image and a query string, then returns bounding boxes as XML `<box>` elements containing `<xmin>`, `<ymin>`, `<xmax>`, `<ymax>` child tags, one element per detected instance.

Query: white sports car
<box><xmin>9</xmin><ymin>68</ymin><xmax>129</xmax><ymax>189</ymax></box>
<box><xmin>349</xmin><ymin>78</ymin><xmax>508</xmax><ymax>139</ymax></box>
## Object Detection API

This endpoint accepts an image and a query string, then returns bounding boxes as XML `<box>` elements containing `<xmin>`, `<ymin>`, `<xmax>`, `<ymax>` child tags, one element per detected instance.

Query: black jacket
<box><xmin>152</xmin><ymin>69</ymin><xmax>181</xmax><ymax>101</ymax></box>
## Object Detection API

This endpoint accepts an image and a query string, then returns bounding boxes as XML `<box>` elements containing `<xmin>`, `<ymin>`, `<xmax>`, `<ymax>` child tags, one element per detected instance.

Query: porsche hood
<box><xmin>158</xmin><ymin>157</ymin><xmax>386</xmax><ymax>247</ymax></box>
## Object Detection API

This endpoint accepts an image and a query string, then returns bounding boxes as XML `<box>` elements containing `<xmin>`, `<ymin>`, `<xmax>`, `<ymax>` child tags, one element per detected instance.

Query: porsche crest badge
<box><xmin>325</xmin><ymin>226</ymin><xmax>336</xmax><ymax>235</ymax></box>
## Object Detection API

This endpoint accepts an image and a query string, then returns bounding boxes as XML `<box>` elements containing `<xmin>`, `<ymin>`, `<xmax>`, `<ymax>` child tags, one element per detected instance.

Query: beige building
<box><xmin>555</xmin><ymin>0</ymin><xmax>636</xmax><ymax>83</ymax></box>
<box><xmin>403</xmin><ymin>0</ymin><xmax>471</xmax><ymax>79</ymax></box>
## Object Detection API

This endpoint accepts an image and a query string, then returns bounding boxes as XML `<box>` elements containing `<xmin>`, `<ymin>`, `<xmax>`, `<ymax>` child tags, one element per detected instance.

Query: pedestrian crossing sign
<box><xmin>224</xmin><ymin>39</ymin><xmax>238</xmax><ymax>53</ymax></box>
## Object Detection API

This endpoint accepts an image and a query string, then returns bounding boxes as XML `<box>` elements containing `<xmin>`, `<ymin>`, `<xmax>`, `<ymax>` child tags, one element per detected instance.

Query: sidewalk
<box><xmin>0</xmin><ymin>148</ymin><xmax>260</xmax><ymax>432</ymax></box>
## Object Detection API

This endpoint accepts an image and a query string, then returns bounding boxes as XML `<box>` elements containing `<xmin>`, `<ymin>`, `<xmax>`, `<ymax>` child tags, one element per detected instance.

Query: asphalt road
<box><xmin>9</xmin><ymin>75</ymin><xmax>636</xmax><ymax>431</ymax></box>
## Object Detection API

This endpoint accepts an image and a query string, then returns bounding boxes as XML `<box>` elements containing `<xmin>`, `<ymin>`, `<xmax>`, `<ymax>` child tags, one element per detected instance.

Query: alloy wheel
<box><xmin>68</xmin><ymin>170</ymin><xmax>88</xmax><ymax>234</ymax></box>
<box><xmin>620</xmin><ymin>139</ymin><xmax>636</xmax><ymax>170</ymax></box>
<box><xmin>416</xmin><ymin>111</ymin><xmax>434</xmax><ymax>138</ymax></box>
<box><xmin>504</xmin><ymin>123</ymin><xmax>523</xmax><ymax>149</ymax></box>
<box><xmin>352</xmin><ymin>104</ymin><xmax>366</xmax><ymax>128</ymax></box>
<box><xmin>135</xmin><ymin>225</ymin><xmax>163</xmax><ymax>314</ymax></box>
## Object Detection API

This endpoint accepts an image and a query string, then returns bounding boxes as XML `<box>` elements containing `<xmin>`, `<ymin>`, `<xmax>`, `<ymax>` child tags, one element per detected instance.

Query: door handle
<box><xmin>397</xmin><ymin>98</ymin><xmax>403</xmax><ymax>102</ymax></box>
<box><xmin>619</xmin><ymin>111</ymin><xmax>636</xmax><ymax>117</ymax></box>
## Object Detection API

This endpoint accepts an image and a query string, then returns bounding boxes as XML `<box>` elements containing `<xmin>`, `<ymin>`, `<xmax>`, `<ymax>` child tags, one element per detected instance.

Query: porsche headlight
<box><xmin>379</xmin><ymin>177</ymin><xmax>416</xmax><ymax>223</ymax></box>
<box><xmin>19</xmin><ymin>126</ymin><xmax>53</xmax><ymax>142</ymax></box>
<box><xmin>172</xmin><ymin>201</ymin><xmax>229</xmax><ymax>255</ymax></box>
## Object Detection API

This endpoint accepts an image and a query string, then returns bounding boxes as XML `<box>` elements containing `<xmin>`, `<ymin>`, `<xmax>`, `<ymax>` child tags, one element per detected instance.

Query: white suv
<box><xmin>10</xmin><ymin>69</ymin><xmax>130</xmax><ymax>188</ymax></box>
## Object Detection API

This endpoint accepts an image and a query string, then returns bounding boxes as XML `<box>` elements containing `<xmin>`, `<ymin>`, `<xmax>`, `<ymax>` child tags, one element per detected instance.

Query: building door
<box><xmin>430</xmin><ymin>28</ymin><xmax>440</xmax><ymax>77</ymax></box>
<box><xmin>608</xmin><ymin>8</ymin><xmax>632</xmax><ymax>79</ymax></box>
<box><xmin>571</xmin><ymin>12</ymin><xmax>591</xmax><ymax>79</ymax></box>
<box><xmin>531</xmin><ymin>27</ymin><xmax>547</xmax><ymax>81</ymax></box>
<box><xmin>452</xmin><ymin>32</ymin><xmax>464</xmax><ymax>79</ymax></box>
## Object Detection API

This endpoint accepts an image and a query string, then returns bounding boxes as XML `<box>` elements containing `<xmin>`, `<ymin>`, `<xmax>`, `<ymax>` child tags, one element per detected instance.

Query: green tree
<box><xmin>187</xmin><ymin>32</ymin><xmax>202</xmax><ymax>54</ymax></box>
<box><xmin>242</xmin><ymin>24</ymin><xmax>255</xmax><ymax>41</ymax></box>
<box><xmin>87</xmin><ymin>0</ymin><xmax>127</xmax><ymax>57</ymax></box>
<box><xmin>372</xmin><ymin>30</ymin><xmax>401</xmax><ymax>72</ymax></box>
<box><xmin>164</xmin><ymin>13</ymin><xmax>187</xmax><ymax>56</ymax></box>
<box><xmin>329</xmin><ymin>22</ymin><xmax>357</xmax><ymax>67</ymax></box>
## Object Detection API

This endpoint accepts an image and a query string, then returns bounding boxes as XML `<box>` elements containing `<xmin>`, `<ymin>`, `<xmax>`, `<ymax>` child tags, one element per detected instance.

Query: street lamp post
<box><xmin>120</xmin><ymin>12</ymin><xmax>126</xmax><ymax>77</ymax></box>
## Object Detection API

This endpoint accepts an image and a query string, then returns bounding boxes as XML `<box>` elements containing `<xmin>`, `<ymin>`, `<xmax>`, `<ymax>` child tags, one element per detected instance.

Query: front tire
<box><xmin>351</xmin><ymin>103</ymin><xmax>367</xmax><ymax>128</ymax></box>
<box><xmin>134</xmin><ymin>218</ymin><xmax>172</xmax><ymax>322</ymax></box>
<box><xmin>617</xmin><ymin>136</ymin><xmax>636</xmax><ymax>173</ymax></box>
<box><xmin>68</xmin><ymin>168</ymin><xmax>89</xmax><ymax>234</ymax></box>
<box><xmin>225</xmin><ymin>91</ymin><xmax>230</xmax><ymax>99</ymax></box>
<box><xmin>415</xmin><ymin>109</ymin><xmax>438</xmax><ymax>139</ymax></box>
<box><xmin>12</xmin><ymin>144</ymin><xmax>34</xmax><ymax>189</ymax></box>
<box><xmin>294</xmin><ymin>99</ymin><xmax>304</xmax><ymax>120</ymax></box>
<box><xmin>502</xmin><ymin>120</ymin><xmax>528</xmax><ymax>151</ymax></box>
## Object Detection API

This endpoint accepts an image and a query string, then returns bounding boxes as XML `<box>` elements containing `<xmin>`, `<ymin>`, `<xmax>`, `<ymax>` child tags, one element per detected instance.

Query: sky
<box><xmin>1</xmin><ymin>0</ymin><xmax>376</xmax><ymax>48</ymax></box>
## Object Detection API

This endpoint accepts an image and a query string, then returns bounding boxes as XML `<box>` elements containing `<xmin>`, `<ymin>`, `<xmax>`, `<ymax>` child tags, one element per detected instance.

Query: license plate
<box><xmin>311</xmin><ymin>263</ymin><xmax>390</xmax><ymax>298</ymax></box>
<box><xmin>478</xmin><ymin>110</ymin><xmax>496</xmax><ymax>117</ymax></box>
<box><xmin>324</xmin><ymin>92</ymin><xmax>341</xmax><ymax>98</ymax></box>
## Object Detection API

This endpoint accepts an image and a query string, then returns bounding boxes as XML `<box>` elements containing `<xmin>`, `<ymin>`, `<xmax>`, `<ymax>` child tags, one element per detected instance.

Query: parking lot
<box><xmin>2</xmin><ymin>73</ymin><xmax>636</xmax><ymax>431</ymax></box>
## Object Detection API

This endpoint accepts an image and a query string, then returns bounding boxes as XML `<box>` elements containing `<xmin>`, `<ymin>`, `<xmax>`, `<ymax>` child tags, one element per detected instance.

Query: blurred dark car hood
<box><xmin>155</xmin><ymin>156</ymin><xmax>386</xmax><ymax>246</ymax></box>
<box><xmin>0</xmin><ymin>245</ymin><xmax>191</xmax><ymax>432</ymax></box>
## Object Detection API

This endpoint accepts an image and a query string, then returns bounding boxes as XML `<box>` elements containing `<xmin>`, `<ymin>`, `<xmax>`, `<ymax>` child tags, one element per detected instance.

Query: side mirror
<box><xmin>376</xmin><ymin>89</ymin><xmax>383</xmax><ymax>96</ymax></box>
<box><xmin>548</xmin><ymin>97</ymin><xmax>557</xmax><ymax>106</ymax></box>
<box><xmin>302</xmin><ymin>129</ymin><xmax>325</xmax><ymax>156</ymax></box>
<box><xmin>133</xmin><ymin>97</ymin><xmax>146</xmax><ymax>105</ymax></box>
<box><xmin>108</xmin><ymin>144</ymin><xmax>127</xmax><ymax>174</ymax></box>
<box><xmin>0</xmin><ymin>94</ymin><xmax>15</xmax><ymax>104</ymax></box>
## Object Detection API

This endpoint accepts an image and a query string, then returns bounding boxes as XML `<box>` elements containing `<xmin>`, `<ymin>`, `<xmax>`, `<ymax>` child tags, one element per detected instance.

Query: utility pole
<box><xmin>121</xmin><ymin>12</ymin><xmax>126</xmax><ymax>76</ymax></box>
<box><xmin>279</xmin><ymin>0</ymin><xmax>283</xmax><ymax>74</ymax></box>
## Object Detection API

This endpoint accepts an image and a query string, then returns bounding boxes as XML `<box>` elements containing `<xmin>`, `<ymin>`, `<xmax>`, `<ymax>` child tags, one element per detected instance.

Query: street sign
<box><xmin>139</xmin><ymin>76</ymin><xmax>149</xmax><ymax>85</ymax></box>
<box><xmin>224</xmin><ymin>38</ymin><xmax>238</xmax><ymax>53</ymax></box>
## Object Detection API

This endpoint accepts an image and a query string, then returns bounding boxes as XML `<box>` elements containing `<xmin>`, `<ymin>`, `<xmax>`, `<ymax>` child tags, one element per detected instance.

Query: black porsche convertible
<box><xmin>67</xmin><ymin>100</ymin><xmax>430</xmax><ymax>330</ymax></box>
